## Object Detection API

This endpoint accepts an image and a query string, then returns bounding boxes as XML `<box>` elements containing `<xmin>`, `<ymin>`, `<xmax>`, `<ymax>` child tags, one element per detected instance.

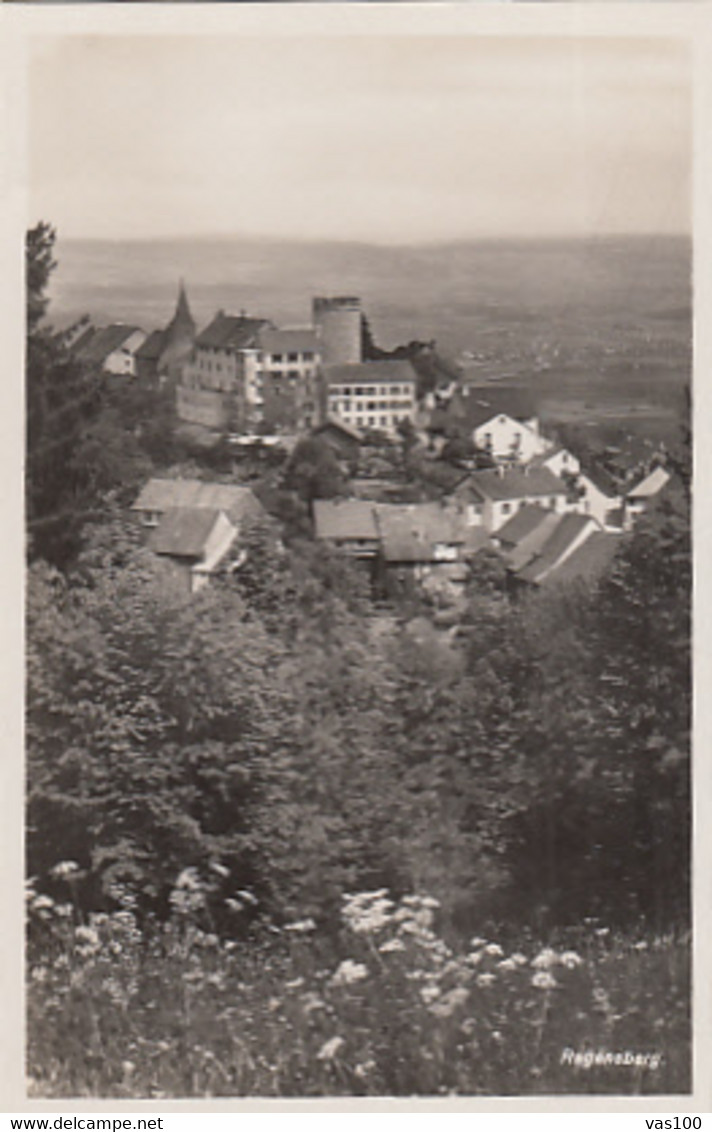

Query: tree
<box><xmin>26</xmin><ymin>224</ymin><xmax>106</xmax><ymax>564</ymax></box>
<box><xmin>282</xmin><ymin>436</ymin><xmax>346</xmax><ymax>504</ymax></box>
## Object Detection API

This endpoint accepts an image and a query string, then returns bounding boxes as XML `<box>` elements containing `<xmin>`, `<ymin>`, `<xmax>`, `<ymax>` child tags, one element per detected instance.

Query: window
<box><xmin>501</xmin><ymin>503</ymin><xmax>512</xmax><ymax>515</ymax></box>
<box><xmin>303</xmin><ymin>351</ymin><xmax>314</xmax><ymax>361</ymax></box>
<box><xmin>549</xmin><ymin>497</ymin><xmax>557</xmax><ymax>507</ymax></box>
<box><xmin>287</xmin><ymin>353</ymin><xmax>299</xmax><ymax>363</ymax></box>
<box><xmin>380</xmin><ymin>417</ymin><xmax>387</xmax><ymax>427</ymax></box>
<box><xmin>367</xmin><ymin>402</ymin><xmax>376</xmax><ymax>411</ymax></box>
<box><xmin>271</xmin><ymin>354</ymin><xmax>283</xmax><ymax>363</ymax></box>
<box><xmin>288</xmin><ymin>370</ymin><xmax>299</xmax><ymax>380</ymax></box>
<box><xmin>368</xmin><ymin>417</ymin><xmax>375</xmax><ymax>427</ymax></box>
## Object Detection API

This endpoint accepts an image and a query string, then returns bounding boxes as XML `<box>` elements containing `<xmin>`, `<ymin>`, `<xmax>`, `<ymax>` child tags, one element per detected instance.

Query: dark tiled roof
<box><xmin>375</xmin><ymin>503</ymin><xmax>461</xmax><ymax>562</ymax></box>
<box><xmin>259</xmin><ymin>327</ymin><xmax>318</xmax><ymax>354</ymax></box>
<box><xmin>313</xmin><ymin>499</ymin><xmax>379</xmax><ymax>541</ymax></box>
<box><xmin>505</xmin><ymin>511</ymin><xmax>561</xmax><ymax>571</ymax></box>
<box><xmin>452</xmin><ymin>384</ymin><xmax>539</xmax><ymax>431</ymax></box>
<box><xmin>516</xmin><ymin>514</ymin><xmax>597</xmax><ymax>585</ymax></box>
<box><xmin>136</xmin><ymin>329</ymin><xmax>167</xmax><ymax>361</ymax></box>
<box><xmin>467</xmin><ymin>466</ymin><xmax>567</xmax><ymax>503</ymax></box>
<box><xmin>148</xmin><ymin>507</ymin><xmax>222</xmax><ymax>559</ymax></box>
<box><xmin>496</xmin><ymin>503</ymin><xmax>551</xmax><ymax>547</ymax></box>
<box><xmin>74</xmin><ymin>324</ymin><xmax>142</xmax><ymax>364</ymax></box>
<box><xmin>531</xmin><ymin>531</ymin><xmax>621</xmax><ymax>587</ymax></box>
<box><xmin>324</xmin><ymin>359</ymin><xmax>417</xmax><ymax>387</ymax></box>
<box><xmin>133</xmin><ymin>478</ymin><xmax>263</xmax><ymax>522</ymax></box>
<box><xmin>195</xmin><ymin>313</ymin><xmax>271</xmax><ymax>352</ymax></box>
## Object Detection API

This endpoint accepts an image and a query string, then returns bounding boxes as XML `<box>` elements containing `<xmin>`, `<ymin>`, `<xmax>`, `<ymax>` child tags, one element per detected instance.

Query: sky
<box><xmin>29</xmin><ymin>34</ymin><xmax>691</xmax><ymax>244</ymax></box>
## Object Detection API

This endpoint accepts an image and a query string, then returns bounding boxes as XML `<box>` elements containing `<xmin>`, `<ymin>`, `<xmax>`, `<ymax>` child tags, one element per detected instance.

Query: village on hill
<box><xmin>59</xmin><ymin>282</ymin><xmax>675</xmax><ymax>602</ymax></box>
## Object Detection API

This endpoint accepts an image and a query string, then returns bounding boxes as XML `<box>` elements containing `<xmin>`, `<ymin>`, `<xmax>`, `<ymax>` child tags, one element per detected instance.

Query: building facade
<box><xmin>324</xmin><ymin>359</ymin><xmax>417</xmax><ymax>435</ymax></box>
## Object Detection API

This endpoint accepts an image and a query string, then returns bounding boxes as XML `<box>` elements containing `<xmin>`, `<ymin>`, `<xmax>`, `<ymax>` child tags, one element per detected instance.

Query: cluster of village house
<box><xmin>61</xmin><ymin>285</ymin><xmax>672</xmax><ymax>599</ymax></box>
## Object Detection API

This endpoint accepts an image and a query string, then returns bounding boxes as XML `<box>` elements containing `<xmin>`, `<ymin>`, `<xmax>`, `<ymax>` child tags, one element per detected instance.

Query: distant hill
<box><xmin>49</xmin><ymin>233</ymin><xmax>691</xmax><ymax>415</ymax></box>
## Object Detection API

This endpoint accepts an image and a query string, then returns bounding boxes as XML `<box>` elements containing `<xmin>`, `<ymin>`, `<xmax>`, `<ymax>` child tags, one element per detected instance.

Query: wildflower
<box><xmin>420</xmin><ymin>984</ymin><xmax>440</xmax><ymax>1005</ymax></box>
<box><xmin>379</xmin><ymin>938</ymin><xmax>406</xmax><ymax>954</ymax></box>
<box><xmin>268</xmin><ymin>997</ymin><xmax>281</xmax><ymax>1012</ymax></box>
<box><xmin>497</xmin><ymin>958</ymin><xmax>517</xmax><ymax>972</ymax></box>
<box><xmin>74</xmin><ymin>925</ymin><xmax>101</xmax><ymax>955</ymax></box>
<box><xmin>510</xmin><ymin>952</ymin><xmax>528</xmax><ymax>966</ymax></box>
<box><xmin>484</xmin><ymin>943</ymin><xmax>504</xmax><ymax>957</ymax></box>
<box><xmin>55</xmin><ymin>903</ymin><xmax>73</xmax><ymax>919</ymax></box>
<box><xmin>50</xmin><ymin>861</ymin><xmax>80</xmax><ymax>880</ymax></box>
<box><xmin>236</xmin><ymin>889</ymin><xmax>259</xmax><ymax>906</ymax></box>
<box><xmin>301</xmin><ymin>992</ymin><xmax>327</xmax><ymax>1014</ymax></box>
<box><xmin>466</xmin><ymin>951</ymin><xmax>483</xmax><ymax>966</ymax></box>
<box><xmin>460</xmin><ymin>1017</ymin><xmax>477</xmax><ymax>1037</ymax></box>
<box><xmin>470</xmin><ymin>936</ymin><xmax>487</xmax><ymax>948</ymax></box>
<box><xmin>531</xmin><ymin>971</ymin><xmax>559</xmax><ymax>990</ymax></box>
<box><xmin>31</xmin><ymin>895</ymin><xmax>54</xmax><ymax>912</ymax></box>
<box><xmin>210</xmin><ymin>862</ymin><xmax>230</xmax><ymax>878</ymax></box>
<box><xmin>428</xmin><ymin>987</ymin><xmax>469</xmax><ymax>1018</ymax></box>
<box><xmin>354</xmin><ymin>1059</ymin><xmax>376</xmax><ymax>1079</ymax></box>
<box><xmin>633</xmin><ymin>940</ymin><xmax>649</xmax><ymax>951</ymax></box>
<box><xmin>121</xmin><ymin>1061</ymin><xmax>135</xmax><ymax>1077</ymax></box>
<box><xmin>559</xmin><ymin>950</ymin><xmax>584</xmax><ymax>969</ymax></box>
<box><xmin>285</xmin><ymin>976</ymin><xmax>305</xmax><ymax>989</ymax></box>
<box><xmin>225</xmin><ymin>898</ymin><xmax>244</xmax><ymax>913</ymax></box>
<box><xmin>531</xmin><ymin>948</ymin><xmax>558</xmax><ymax>969</ymax></box>
<box><xmin>330</xmin><ymin>959</ymin><xmax>368</xmax><ymax>987</ymax></box>
<box><xmin>476</xmin><ymin>973</ymin><xmax>496</xmax><ymax>988</ymax></box>
<box><xmin>284</xmin><ymin>918</ymin><xmax>317</xmax><ymax>933</ymax></box>
<box><xmin>317</xmin><ymin>1035</ymin><xmax>345</xmax><ymax>1061</ymax></box>
<box><xmin>30</xmin><ymin>966</ymin><xmax>48</xmax><ymax>983</ymax></box>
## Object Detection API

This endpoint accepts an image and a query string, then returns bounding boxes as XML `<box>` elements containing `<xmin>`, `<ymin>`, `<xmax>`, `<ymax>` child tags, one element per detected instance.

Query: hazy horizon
<box><xmin>30</xmin><ymin>35</ymin><xmax>690</xmax><ymax>244</ymax></box>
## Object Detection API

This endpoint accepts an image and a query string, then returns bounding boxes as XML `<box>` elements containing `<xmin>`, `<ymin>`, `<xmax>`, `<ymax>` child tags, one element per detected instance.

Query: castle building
<box><xmin>313</xmin><ymin>296</ymin><xmax>362</xmax><ymax>366</ymax></box>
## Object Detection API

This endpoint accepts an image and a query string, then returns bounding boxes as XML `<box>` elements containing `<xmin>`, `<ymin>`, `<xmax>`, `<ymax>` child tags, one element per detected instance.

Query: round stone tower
<box><xmin>312</xmin><ymin>296</ymin><xmax>362</xmax><ymax>366</ymax></box>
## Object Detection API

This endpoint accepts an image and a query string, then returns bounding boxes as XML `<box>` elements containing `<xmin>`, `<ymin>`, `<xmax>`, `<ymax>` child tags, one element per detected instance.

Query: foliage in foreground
<box><xmin>27</xmin><ymin>882</ymin><xmax>690</xmax><ymax>1098</ymax></box>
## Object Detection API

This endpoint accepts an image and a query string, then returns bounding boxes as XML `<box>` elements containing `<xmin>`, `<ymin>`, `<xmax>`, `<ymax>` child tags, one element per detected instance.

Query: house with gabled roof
<box><xmin>428</xmin><ymin>384</ymin><xmax>550</xmax><ymax>464</ymax></box>
<box><xmin>70</xmin><ymin>322</ymin><xmax>148</xmax><ymax>376</ymax></box>
<box><xmin>147</xmin><ymin>507</ymin><xmax>238</xmax><ymax>594</ymax></box>
<box><xmin>496</xmin><ymin>506</ymin><xmax>618</xmax><ymax>589</ymax></box>
<box><xmin>312</xmin><ymin>499</ymin><xmax>381</xmax><ymax>559</ymax></box>
<box><xmin>132</xmin><ymin>478</ymin><xmax>265</xmax><ymax>529</ymax></box>
<box><xmin>452</xmin><ymin>466</ymin><xmax>569</xmax><ymax>533</ymax></box>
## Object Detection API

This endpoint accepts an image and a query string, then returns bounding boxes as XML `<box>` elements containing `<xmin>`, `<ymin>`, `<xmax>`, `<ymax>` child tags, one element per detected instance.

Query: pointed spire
<box><xmin>173</xmin><ymin>278</ymin><xmax>194</xmax><ymax>331</ymax></box>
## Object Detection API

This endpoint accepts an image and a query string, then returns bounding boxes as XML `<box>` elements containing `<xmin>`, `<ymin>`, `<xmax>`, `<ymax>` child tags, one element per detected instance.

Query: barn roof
<box><xmin>467</xmin><ymin>466</ymin><xmax>567</xmax><ymax>503</ymax></box>
<box><xmin>324</xmin><ymin>359</ymin><xmax>417</xmax><ymax>387</ymax></box>
<box><xmin>148</xmin><ymin>508</ymin><xmax>224</xmax><ymax>559</ymax></box>
<box><xmin>375</xmin><ymin>502</ymin><xmax>462</xmax><ymax>562</ymax></box>
<box><xmin>132</xmin><ymin>478</ymin><xmax>263</xmax><ymax>521</ymax></box>
<box><xmin>195</xmin><ymin>313</ymin><xmax>271</xmax><ymax>352</ymax></box>
<box><xmin>313</xmin><ymin>499</ymin><xmax>379</xmax><ymax>541</ymax></box>
<box><xmin>73</xmin><ymin>324</ymin><xmax>143</xmax><ymax>364</ymax></box>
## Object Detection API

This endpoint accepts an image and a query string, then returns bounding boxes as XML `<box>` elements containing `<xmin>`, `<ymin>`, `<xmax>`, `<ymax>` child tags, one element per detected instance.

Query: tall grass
<box><xmin>27</xmin><ymin>876</ymin><xmax>690</xmax><ymax>1098</ymax></box>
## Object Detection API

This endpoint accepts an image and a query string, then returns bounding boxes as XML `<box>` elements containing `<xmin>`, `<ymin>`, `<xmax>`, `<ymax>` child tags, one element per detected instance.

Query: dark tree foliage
<box><xmin>281</xmin><ymin>436</ymin><xmax>346</xmax><ymax>503</ymax></box>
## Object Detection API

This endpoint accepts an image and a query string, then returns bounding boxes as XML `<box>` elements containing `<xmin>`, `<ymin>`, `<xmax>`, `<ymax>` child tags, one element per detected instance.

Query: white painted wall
<box><xmin>472</xmin><ymin>414</ymin><xmax>550</xmax><ymax>463</ymax></box>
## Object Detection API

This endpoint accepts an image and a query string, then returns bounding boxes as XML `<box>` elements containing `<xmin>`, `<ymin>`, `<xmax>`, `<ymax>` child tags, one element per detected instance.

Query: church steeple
<box><xmin>170</xmin><ymin>279</ymin><xmax>196</xmax><ymax>337</ymax></box>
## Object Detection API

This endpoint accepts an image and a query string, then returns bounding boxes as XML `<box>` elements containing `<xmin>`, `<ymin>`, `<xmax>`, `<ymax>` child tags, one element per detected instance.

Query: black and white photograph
<box><xmin>9</xmin><ymin>4</ymin><xmax>699</xmax><ymax>1104</ymax></box>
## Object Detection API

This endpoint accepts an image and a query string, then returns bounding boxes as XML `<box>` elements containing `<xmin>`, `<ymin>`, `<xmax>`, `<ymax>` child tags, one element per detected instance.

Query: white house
<box><xmin>452</xmin><ymin>466</ymin><xmax>569</xmax><ymax>533</ymax></box>
<box><xmin>472</xmin><ymin>412</ymin><xmax>552</xmax><ymax>465</ymax></box>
